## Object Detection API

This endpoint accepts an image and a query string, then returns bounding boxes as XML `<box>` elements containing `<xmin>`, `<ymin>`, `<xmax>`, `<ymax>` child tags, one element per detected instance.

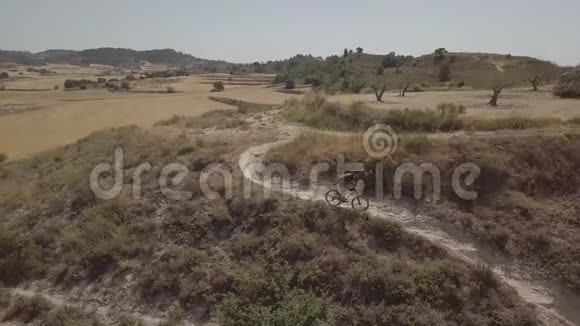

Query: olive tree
<box><xmin>371</xmin><ymin>77</ymin><xmax>387</xmax><ymax>102</ymax></box>
<box><xmin>484</xmin><ymin>71</ymin><xmax>518</xmax><ymax>107</ymax></box>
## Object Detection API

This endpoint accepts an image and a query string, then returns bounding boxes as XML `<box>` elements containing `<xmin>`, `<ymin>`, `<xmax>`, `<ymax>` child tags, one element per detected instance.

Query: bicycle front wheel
<box><xmin>351</xmin><ymin>196</ymin><xmax>370</xmax><ymax>212</ymax></box>
<box><xmin>325</xmin><ymin>190</ymin><xmax>343</xmax><ymax>207</ymax></box>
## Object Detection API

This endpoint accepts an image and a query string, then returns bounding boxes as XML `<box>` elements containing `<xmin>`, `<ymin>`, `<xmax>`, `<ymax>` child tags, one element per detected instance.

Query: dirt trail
<box><xmin>239</xmin><ymin>126</ymin><xmax>580</xmax><ymax>326</ymax></box>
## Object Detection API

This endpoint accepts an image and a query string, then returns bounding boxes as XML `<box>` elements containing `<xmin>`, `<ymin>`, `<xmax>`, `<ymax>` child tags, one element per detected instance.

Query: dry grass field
<box><xmin>2</xmin><ymin>63</ymin><xmax>579</xmax><ymax>161</ymax></box>
<box><xmin>330</xmin><ymin>87</ymin><xmax>580</xmax><ymax>119</ymax></box>
<box><xmin>0</xmin><ymin>65</ymin><xmax>292</xmax><ymax>160</ymax></box>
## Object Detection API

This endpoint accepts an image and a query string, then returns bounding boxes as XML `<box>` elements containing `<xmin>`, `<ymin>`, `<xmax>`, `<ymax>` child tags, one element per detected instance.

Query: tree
<box><xmin>376</xmin><ymin>66</ymin><xmax>384</xmax><ymax>75</ymax></box>
<box><xmin>489</xmin><ymin>85</ymin><xmax>503</xmax><ymax>107</ymax></box>
<box><xmin>0</xmin><ymin>72</ymin><xmax>9</xmax><ymax>79</ymax></box>
<box><xmin>476</xmin><ymin>71</ymin><xmax>519</xmax><ymax>107</ymax></box>
<box><xmin>439</xmin><ymin>64</ymin><xmax>452</xmax><ymax>82</ymax></box>
<box><xmin>434</xmin><ymin>48</ymin><xmax>448</xmax><ymax>56</ymax></box>
<box><xmin>433</xmin><ymin>48</ymin><xmax>448</xmax><ymax>65</ymax></box>
<box><xmin>120</xmin><ymin>81</ymin><xmax>131</xmax><ymax>91</ymax></box>
<box><xmin>64</xmin><ymin>79</ymin><xmax>76</xmax><ymax>89</ymax></box>
<box><xmin>356</xmin><ymin>47</ymin><xmax>363</xmax><ymax>54</ymax></box>
<box><xmin>371</xmin><ymin>78</ymin><xmax>387</xmax><ymax>102</ymax></box>
<box><xmin>382</xmin><ymin>52</ymin><xmax>397</xmax><ymax>68</ymax></box>
<box><xmin>284</xmin><ymin>79</ymin><xmax>295</xmax><ymax>90</ymax></box>
<box><xmin>343</xmin><ymin>48</ymin><xmax>349</xmax><ymax>58</ymax></box>
<box><xmin>528</xmin><ymin>76</ymin><xmax>541</xmax><ymax>91</ymax></box>
<box><xmin>486</xmin><ymin>71</ymin><xmax>517</xmax><ymax>107</ymax></box>
<box><xmin>274</xmin><ymin>62</ymin><xmax>283</xmax><ymax>73</ymax></box>
<box><xmin>212</xmin><ymin>81</ymin><xmax>225</xmax><ymax>92</ymax></box>
<box><xmin>399</xmin><ymin>77</ymin><xmax>411</xmax><ymax>97</ymax></box>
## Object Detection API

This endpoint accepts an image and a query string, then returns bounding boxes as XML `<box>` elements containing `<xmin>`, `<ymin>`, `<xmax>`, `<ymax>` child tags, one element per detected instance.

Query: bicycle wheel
<box><xmin>325</xmin><ymin>190</ymin><xmax>343</xmax><ymax>207</ymax></box>
<box><xmin>351</xmin><ymin>196</ymin><xmax>370</xmax><ymax>212</ymax></box>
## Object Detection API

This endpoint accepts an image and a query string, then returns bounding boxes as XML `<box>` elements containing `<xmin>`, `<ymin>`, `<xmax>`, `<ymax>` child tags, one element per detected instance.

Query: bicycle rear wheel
<box><xmin>325</xmin><ymin>190</ymin><xmax>343</xmax><ymax>207</ymax></box>
<box><xmin>351</xmin><ymin>196</ymin><xmax>370</xmax><ymax>212</ymax></box>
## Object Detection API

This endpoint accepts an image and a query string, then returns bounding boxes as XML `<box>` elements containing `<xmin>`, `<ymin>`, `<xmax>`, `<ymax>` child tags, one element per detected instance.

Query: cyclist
<box><xmin>337</xmin><ymin>169</ymin><xmax>373</xmax><ymax>194</ymax></box>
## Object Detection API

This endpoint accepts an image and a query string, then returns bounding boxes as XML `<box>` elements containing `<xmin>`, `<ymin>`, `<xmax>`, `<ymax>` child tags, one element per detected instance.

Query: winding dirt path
<box><xmin>239</xmin><ymin>127</ymin><xmax>580</xmax><ymax>326</ymax></box>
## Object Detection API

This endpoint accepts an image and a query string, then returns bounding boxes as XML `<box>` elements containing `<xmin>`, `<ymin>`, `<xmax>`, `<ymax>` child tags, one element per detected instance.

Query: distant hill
<box><xmin>251</xmin><ymin>50</ymin><xmax>563</xmax><ymax>89</ymax></box>
<box><xmin>0</xmin><ymin>48</ymin><xmax>233</xmax><ymax>71</ymax></box>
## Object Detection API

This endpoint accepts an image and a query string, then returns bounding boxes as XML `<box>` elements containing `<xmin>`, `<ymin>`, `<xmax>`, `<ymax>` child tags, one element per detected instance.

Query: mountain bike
<box><xmin>325</xmin><ymin>188</ymin><xmax>370</xmax><ymax>212</ymax></box>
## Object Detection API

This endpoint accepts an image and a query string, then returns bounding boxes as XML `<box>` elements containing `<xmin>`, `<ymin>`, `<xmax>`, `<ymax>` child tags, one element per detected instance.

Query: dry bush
<box><xmin>283</xmin><ymin>94</ymin><xmax>561</xmax><ymax>133</ymax></box>
<box><xmin>553</xmin><ymin>69</ymin><xmax>580</xmax><ymax>98</ymax></box>
<box><xmin>0</xmin><ymin>127</ymin><xmax>540</xmax><ymax>325</ymax></box>
<box><xmin>212</xmin><ymin>81</ymin><xmax>225</xmax><ymax>92</ymax></box>
<box><xmin>1</xmin><ymin>294</ymin><xmax>105</xmax><ymax>325</ymax></box>
<box><xmin>1</xmin><ymin>295</ymin><xmax>51</xmax><ymax>323</ymax></box>
<box><xmin>267</xmin><ymin>131</ymin><xmax>580</xmax><ymax>292</ymax></box>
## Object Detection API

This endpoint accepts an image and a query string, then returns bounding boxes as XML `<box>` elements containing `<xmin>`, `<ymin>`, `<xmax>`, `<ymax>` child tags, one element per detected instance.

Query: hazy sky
<box><xmin>1</xmin><ymin>0</ymin><xmax>579</xmax><ymax>65</ymax></box>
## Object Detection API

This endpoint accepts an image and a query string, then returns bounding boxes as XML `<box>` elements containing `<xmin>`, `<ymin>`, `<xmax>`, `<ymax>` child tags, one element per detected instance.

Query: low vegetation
<box><xmin>267</xmin><ymin>132</ymin><xmax>580</xmax><ymax>292</ymax></box>
<box><xmin>283</xmin><ymin>92</ymin><xmax>563</xmax><ymax>133</ymax></box>
<box><xmin>0</xmin><ymin>127</ymin><xmax>539</xmax><ymax>325</ymax></box>
<box><xmin>63</xmin><ymin>78</ymin><xmax>132</xmax><ymax>91</ymax></box>
<box><xmin>554</xmin><ymin>69</ymin><xmax>580</xmax><ymax>98</ymax></box>
<box><xmin>259</xmin><ymin>50</ymin><xmax>561</xmax><ymax>95</ymax></box>
<box><xmin>0</xmin><ymin>290</ymin><xmax>144</xmax><ymax>325</ymax></box>
<box><xmin>212</xmin><ymin>81</ymin><xmax>225</xmax><ymax>92</ymax></box>
<box><xmin>157</xmin><ymin>109</ymin><xmax>250</xmax><ymax>130</ymax></box>
<box><xmin>143</xmin><ymin>69</ymin><xmax>189</xmax><ymax>79</ymax></box>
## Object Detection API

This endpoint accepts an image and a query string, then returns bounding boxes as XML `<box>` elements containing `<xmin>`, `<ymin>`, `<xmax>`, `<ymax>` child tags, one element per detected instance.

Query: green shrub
<box><xmin>64</xmin><ymin>79</ymin><xmax>96</xmax><ymax>89</ymax></box>
<box><xmin>120</xmin><ymin>81</ymin><xmax>131</xmax><ymax>91</ymax></box>
<box><xmin>273</xmin><ymin>74</ymin><xmax>289</xmax><ymax>84</ymax></box>
<box><xmin>376</xmin><ymin>66</ymin><xmax>384</xmax><ymax>75</ymax></box>
<box><xmin>0</xmin><ymin>152</ymin><xmax>6</xmax><ymax>164</ymax></box>
<box><xmin>64</xmin><ymin>79</ymin><xmax>75</xmax><ymax>89</ymax></box>
<box><xmin>212</xmin><ymin>81</ymin><xmax>225</xmax><ymax>92</ymax></box>
<box><xmin>284</xmin><ymin>79</ymin><xmax>296</xmax><ymax>90</ymax></box>
<box><xmin>303</xmin><ymin>75</ymin><xmax>322</xmax><ymax>88</ymax></box>
<box><xmin>166</xmin><ymin>86</ymin><xmax>176</xmax><ymax>93</ymax></box>
<box><xmin>348</xmin><ymin>77</ymin><xmax>365</xmax><ymax>93</ymax></box>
